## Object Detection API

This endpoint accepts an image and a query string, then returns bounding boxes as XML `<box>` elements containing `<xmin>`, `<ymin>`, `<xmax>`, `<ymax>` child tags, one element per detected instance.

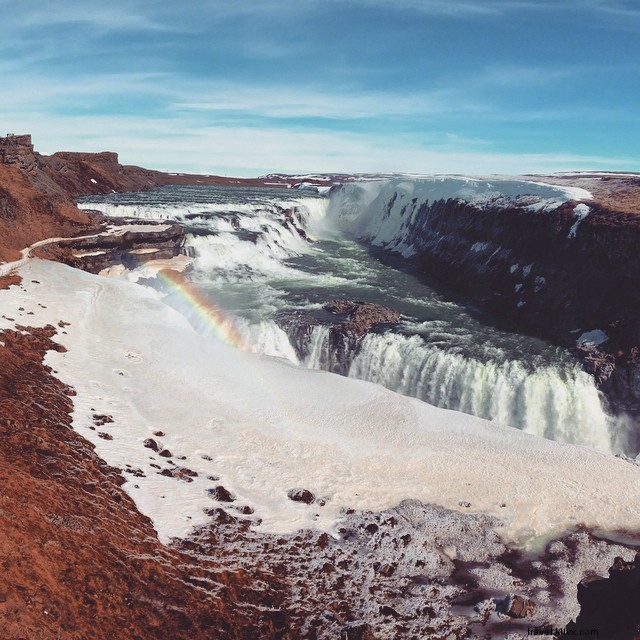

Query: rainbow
<box><xmin>156</xmin><ymin>268</ymin><xmax>251</xmax><ymax>352</ymax></box>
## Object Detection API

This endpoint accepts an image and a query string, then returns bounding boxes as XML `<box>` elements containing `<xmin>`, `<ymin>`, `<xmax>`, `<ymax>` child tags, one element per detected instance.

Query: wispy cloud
<box><xmin>15</xmin><ymin>111</ymin><xmax>634</xmax><ymax>176</ymax></box>
<box><xmin>1</xmin><ymin>0</ymin><xmax>637</xmax><ymax>176</ymax></box>
<box><xmin>172</xmin><ymin>83</ymin><xmax>484</xmax><ymax>121</ymax></box>
<box><xmin>2</xmin><ymin>0</ymin><xmax>171</xmax><ymax>32</ymax></box>
<box><xmin>318</xmin><ymin>0</ymin><xmax>640</xmax><ymax>20</ymax></box>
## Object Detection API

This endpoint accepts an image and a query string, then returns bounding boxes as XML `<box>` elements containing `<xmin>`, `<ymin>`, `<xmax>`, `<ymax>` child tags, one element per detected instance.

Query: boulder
<box><xmin>287</xmin><ymin>488</ymin><xmax>315</xmax><ymax>504</ymax></box>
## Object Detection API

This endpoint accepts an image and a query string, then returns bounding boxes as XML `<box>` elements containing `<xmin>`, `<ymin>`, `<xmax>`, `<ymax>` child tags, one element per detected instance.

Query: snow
<box><xmin>568</xmin><ymin>203</ymin><xmax>591</xmax><ymax>239</ymax></box>
<box><xmin>72</xmin><ymin>250</ymin><xmax>106</xmax><ymax>257</ymax></box>
<box><xmin>99</xmin><ymin>255</ymin><xmax>193</xmax><ymax>280</ymax></box>
<box><xmin>101</xmin><ymin>223</ymin><xmax>172</xmax><ymax>235</ymax></box>
<box><xmin>577</xmin><ymin>329</ymin><xmax>609</xmax><ymax>347</ymax></box>
<box><xmin>2</xmin><ymin>259</ymin><xmax>640</xmax><ymax>549</ymax></box>
<box><xmin>128</xmin><ymin>247</ymin><xmax>160</xmax><ymax>255</ymax></box>
<box><xmin>525</xmin><ymin>181</ymin><xmax>593</xmax><ymax>202</ymax></box>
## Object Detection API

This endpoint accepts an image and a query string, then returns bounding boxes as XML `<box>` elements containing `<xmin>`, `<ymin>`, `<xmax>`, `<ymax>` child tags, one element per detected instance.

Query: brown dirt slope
<box><xmin>0</xmin><ymin>162</ymin><xmax>99</xmax><ymax>262</ymax></box>
<box><xmin>0</xmin><ymin>316</ymin><xmax>292</xmax><ymax>640</ymax></box>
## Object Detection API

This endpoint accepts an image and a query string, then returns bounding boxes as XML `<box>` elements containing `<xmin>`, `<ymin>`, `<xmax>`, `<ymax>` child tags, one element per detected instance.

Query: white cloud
<box><xmin>7</xmin><ymin>109</ymin><xmax>635</xmax><ymax>177</ymax></box>
<box><xmin>173</xmin><ymin>83</ymin><xmax>475</xmax><ymax>120</ymax></box>
<box><xmin>1</xmin><ymin>0</ymin><xmax>171</xmax><ymax>32</ymax></box>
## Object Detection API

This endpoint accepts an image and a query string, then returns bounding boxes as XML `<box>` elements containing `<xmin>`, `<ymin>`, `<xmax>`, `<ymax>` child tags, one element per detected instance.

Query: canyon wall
<box><xmin>330</xmin><ymin>176</ymin><xmax>640</xmax><ymax>444</ymax></box>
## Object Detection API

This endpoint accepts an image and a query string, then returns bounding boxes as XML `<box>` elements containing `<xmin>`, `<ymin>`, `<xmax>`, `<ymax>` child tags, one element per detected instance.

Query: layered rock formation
<box><xmin>31</xmin><ymin>220</ymin><xmax>186</xmax><ymax>274</ymax></box>
<box><xmin>331</xmin><ymin>175</ymin><xmax>640</xmax><ymax>449</ymax></box>
<box><xmin>277</xmin><ymin>300</ymin><xmax>401</xmax><ymax>375</ymax></box>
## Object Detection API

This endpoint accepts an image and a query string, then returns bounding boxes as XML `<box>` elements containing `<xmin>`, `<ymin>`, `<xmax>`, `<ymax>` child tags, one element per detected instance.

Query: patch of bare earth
<box><xmin>0</xmin><ymin>324</ymin><xmax>293</xmax><ymax>640</ymax></box>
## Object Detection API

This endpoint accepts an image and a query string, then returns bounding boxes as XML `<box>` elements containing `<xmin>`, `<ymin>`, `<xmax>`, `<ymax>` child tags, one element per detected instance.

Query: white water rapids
<box><xmin>79</xmin><ymin>181</ymin><xmax>613</xmax><ymax>452</ymax></box>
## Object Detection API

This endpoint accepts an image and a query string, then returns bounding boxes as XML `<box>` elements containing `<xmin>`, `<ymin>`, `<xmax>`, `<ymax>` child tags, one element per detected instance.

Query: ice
<box><xmin>568</xmin><ymin>203</ymin><xmax>591</xmax><ymax>239</ymax></box>
<box><xmin>2</xmin><ymin>259</ymin><xmax>640</xmax><ymax>548</ymax></box>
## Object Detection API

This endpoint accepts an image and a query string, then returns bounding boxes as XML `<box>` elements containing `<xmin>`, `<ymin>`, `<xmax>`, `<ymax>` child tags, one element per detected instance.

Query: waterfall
<box><xmin>80</xmin><ymin>183</ymin><xmax>616</xmax><ymax>453</ymax></box>
<box><xmin>299</xmin><ymin>327</ymin><xmax>611</xmax><ymax>451</ymax></box>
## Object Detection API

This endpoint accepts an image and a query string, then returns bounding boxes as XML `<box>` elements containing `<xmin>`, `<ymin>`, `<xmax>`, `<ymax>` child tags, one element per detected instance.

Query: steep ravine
<box><xmin>329</xmin><ymin>177</ymin><xmax>640</xmax><ymax>451</ymax></box>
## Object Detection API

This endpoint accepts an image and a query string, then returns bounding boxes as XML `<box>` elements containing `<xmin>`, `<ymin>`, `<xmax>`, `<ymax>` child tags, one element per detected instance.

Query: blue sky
<box><xmin>1</xmin><ymin>0</ymin><xmax>639</xmax><ymax>175</ymax></box>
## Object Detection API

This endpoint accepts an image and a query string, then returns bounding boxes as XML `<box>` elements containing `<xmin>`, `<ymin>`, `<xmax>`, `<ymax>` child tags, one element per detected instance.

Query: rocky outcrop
<box><xmin>332</xmin><ymin>177</ymin><xmax>640</xmax><ymax>444</ymax></box>
<box><xmin>323</xmin><ymin>299</ymin><xmax>401</xmax><ymax>336</ymax></box>
<box><xmin>277</xmin><ymin>300</ymin><xmax>401</xmax><ymax>374</ymax></box>
<box><xmin>0</xmin><ymin>133</ymin><xmax>37</xmax><ymax>170</ymax></box>
<box><xmin>31</xmin><ymin>219</ymin><xmax>186</xmax><ymax>273</ymax></box>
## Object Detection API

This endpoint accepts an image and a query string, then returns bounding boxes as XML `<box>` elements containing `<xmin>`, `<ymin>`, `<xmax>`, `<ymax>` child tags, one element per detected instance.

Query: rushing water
<box><xmin>79</xmin><ymin>184</ymin><xmax>614</xmax><ymax>451</ymax></box>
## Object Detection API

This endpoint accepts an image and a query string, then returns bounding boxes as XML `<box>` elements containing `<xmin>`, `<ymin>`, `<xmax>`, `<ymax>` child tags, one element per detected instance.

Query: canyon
<box><xmin>3</xmin><ymin>135</ymin><xmax>640</xmax><ymax>639</ymax></box>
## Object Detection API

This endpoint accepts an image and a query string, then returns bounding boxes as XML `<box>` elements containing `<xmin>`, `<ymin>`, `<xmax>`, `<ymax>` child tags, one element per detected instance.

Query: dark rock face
<box><xmin>277</xmin><ymin>300</ymin><xmax>401</xmax><ymax>375</ymax></box>
<box><xmin>337</xmin><ymin>183</ymin><xmax>640</xmax><ymax>441</ymax></box>
<box><xmin>287</xmin><ymin>488</ymin><xmax>315</xmax><ymax>504</ymax></box>
<box><xmin>567</xmin><ymin>554</ymin><xmax>640</xmax><ymax>639</ymax></box>
<box><xmin>320</xmin><ymin>300</ymin><xmax>401</xmax><ymax>375</ymax></box>
<box><xmin>275</xmin><ymin>311</ymin><xmax>320</xmax><ymax>360</ymax></box>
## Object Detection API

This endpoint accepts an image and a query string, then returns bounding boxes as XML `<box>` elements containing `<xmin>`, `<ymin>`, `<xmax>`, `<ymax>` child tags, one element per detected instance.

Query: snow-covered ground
<box><xmin>2</xmin><ymin>258</ymin><xmax>640</xmax><ymax>548</ymax></box>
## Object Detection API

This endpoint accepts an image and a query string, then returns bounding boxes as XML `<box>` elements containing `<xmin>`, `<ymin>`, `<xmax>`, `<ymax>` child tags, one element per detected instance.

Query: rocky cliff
<box><xmin>0</xmin><ymin>134</ymin><xmax>320</xmax><ymax>262</ymax></box>
<box><xmin>331</xmin><ymin>175</ymin><xmax>640</xmax><ymax>449</ymax></box>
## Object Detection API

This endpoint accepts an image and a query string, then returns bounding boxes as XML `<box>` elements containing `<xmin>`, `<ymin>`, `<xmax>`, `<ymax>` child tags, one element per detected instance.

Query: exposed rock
<box><xmin>143</xmin><ymin>438</ymin><xmax>160</xmax><ymax>452</ymax></box>
<box><xmin>275</xmin><ymin>311</ymin><xmax>320</xmax><ymax>359</ymax></box>
<box><xmin>0</xmin><ymin>134</ymin><xmax>37</xmax><ymax>171</ymax></box>
<box><xmin>0</xmin><ymin>272</ymin><xmax>21</xmax><ymax>290</ymax></box>
<box><xmin>287</xmin><ymin>488</ymin><xmax>315</xmax><ymax>504</ymax></box>
<box><xmin>208</xmin><ymin>485</ymin><xmax>235</xmax><ymax>502</ymax></box>
<box><xmin>159</xmin><ymin>467</ymin><xmax>198</xmax><ymax>482</ymax></box>
<box><xmin>323</xmin><ymin>299</ymin><xmax>401</xmax><ymax>337</ymax></box>
<box><xmin>31</xmin><ymin>218</ymin><xmax>186</xmax><ymax>274</ymax></box>
<box><xmin>496</xmin><ymin>594</ymin><xmax>535</xmax><ymax>618</ymax></box>
<box><xmin>567</xmin><ymin>553</ymin><xmax>640</xmax><ymax>639</ymax></box>
<box><xmin>576</xmin><ymin>343</ymin><xmax>617</xmax><ymax>387</ymax></box>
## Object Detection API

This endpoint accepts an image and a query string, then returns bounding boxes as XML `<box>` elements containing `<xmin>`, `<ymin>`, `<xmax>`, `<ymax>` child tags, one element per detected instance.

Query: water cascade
<box><xmin>79</xmin><ymin>182</ymin><xmax>615</xmax><ymax>452</ymax></box>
